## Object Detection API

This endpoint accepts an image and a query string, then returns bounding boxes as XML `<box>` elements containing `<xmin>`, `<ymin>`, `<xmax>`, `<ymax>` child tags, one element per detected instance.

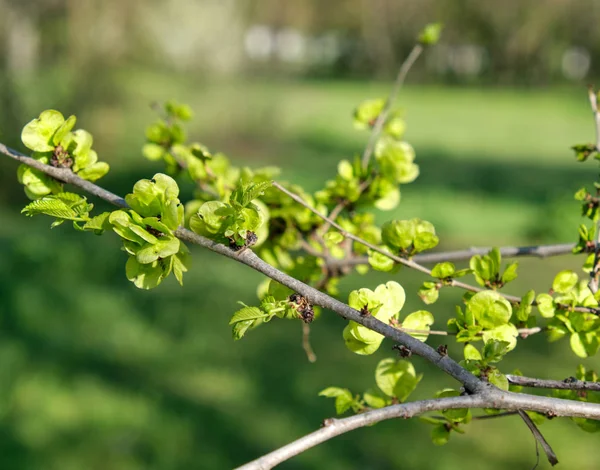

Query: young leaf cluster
<box><xmin>18</xmin><ymin>110</ymin><xmax>109</xmax><ymax>199</ymax></box>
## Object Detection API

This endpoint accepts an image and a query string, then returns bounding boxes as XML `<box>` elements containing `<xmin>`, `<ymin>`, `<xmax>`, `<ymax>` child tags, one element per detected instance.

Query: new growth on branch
<box><xmin>3</xmin><ymin>22</ymin><xmax>600</xmax><ymax>469</ymax></box>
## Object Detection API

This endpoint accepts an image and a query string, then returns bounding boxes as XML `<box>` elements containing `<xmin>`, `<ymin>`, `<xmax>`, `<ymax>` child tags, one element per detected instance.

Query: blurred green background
<box><xmin>1</xmin><ymin>1</ymin><xmax>600</xmax><ymax>469</ymax></box>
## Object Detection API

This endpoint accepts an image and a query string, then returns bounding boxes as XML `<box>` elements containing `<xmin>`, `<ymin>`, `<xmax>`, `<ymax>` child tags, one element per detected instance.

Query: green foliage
<box><xmin>318</xmin><ymin>387</ymin><xmax>362</xmax><ymax>415</ymax></box>
<box><xmin>420</xmin><ymin>388</ymin><xmax>470</xmax><ymax>446</ymax></box>
<box><xmin>418</xmin><ymin>23</ymin><xmax>443</xmax><ymax>46</ymax></box>
<box><xmin>110</xmin><ymin>174</ymin><xmax>189</xmax><ymax>289</ymax></box>
<box><xmin>381</xmin><ymin>218</ymin><xmax>439</xmax><ymax>256</ymax></box>
<box><xmin>552</xmin><ymin>365</ymin><xmax>600</xmax><ymax>432</ymax></box>
<box><xmin>448</xmin><ymin>291</ymin><xmax>517</xmax><ymax>352</ymax></box>
<box><xmin>375</xmin><ymin>358</ymin><xmax>422</xmax><ymax>401</ymax></box>
<box><xmin>320</xmin><ymin>357</ymin><xmax>422</xmax><ymax>416</ymax></box>
<box><xmin>469</xmin><ymin>248</ymin><xmax>518</xmax><ymax>289</ymax></box>
<box><xmin>19</xmin><ymin>110</ymin><xmax>109</xmax><ymax>200</ymax></box>
<box><xmin>343</xmin><ymin>281</ymin><xmax>406</xmax><ymax>355</ymax></box>
<box><xmin>538</xmin><ymin>271</ymin><xmax>600</xmax><ymax>358</ymax></box>
<box><xmin>228</xmin><ymin>281</ymin><xmax>316</xmax><ymax>339</ymax></box>
<box><xmin>190</xmin><ymin>180</ymin><xmax>271</xmax><ymax>249</ymax></box>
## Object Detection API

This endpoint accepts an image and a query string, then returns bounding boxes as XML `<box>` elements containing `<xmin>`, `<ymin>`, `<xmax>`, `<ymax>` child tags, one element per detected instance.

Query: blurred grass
<box><xmin>1</xmin><ymin>74</ymin><xmax>599</xmax><ymax>469</ymax></box>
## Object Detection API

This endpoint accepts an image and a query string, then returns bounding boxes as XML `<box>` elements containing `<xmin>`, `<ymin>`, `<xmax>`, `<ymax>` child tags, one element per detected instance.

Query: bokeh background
<box><xmin>1</xmin><ymin>1</ymin><xmax>599</xmax><ymax>469</ymax></box>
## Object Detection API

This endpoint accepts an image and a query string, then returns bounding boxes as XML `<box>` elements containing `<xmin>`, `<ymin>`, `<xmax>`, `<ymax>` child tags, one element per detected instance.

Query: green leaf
<box><xmin>142</xmin><ymin>143</ymin><xmax>165</xmax><ymax>161</ymax></box>
<box><xmin>488</xmin><ymin>368</ymin><xmax>509</xmax><ymax>391</ymax></box>
<box><xmin>172</xmin><ymin>247</ymin><xmax>189</xmax><ymax>286</ymax></box>
<box><xmin>363</xmin><ymin>388</ymin><xmax>389</xmax><ymax>409</ymax></box>
<box><xmin>337</xmin><ymin>160</ymin><xmax>354</xmax><ymax>180</ymax></box>
<box><xmin>431</xmin><ymin>424</ymin><xmax>450</xmax><ymax>446</ymax></box>
<box><xmin>463</xmin><ymin>344</ymin><xmax>482</xmax><ymax>361</ymax></box>
<box><xmin>125</xmin><ymin>256</ymin><xmax>166</xmax><ymax>289</ymax></box>
<box><xmin>71</xmin><ymin>129</ymin><xmax>94</xmax><ymax>167</ymax></box>
<box><xmin>375</xmin><ymin>358</ymin><xmax>422</xmax><ymax>401</ymax></box>
<box><xmin>515</xmin><ymin>290</ymin><xmax>535</xmax><ymax>322</ymax></box>
<box><xmin>402</xmin><ymin>310</ymin><xmax>434</xmax><ymax>341</ymax></box>
<box><xmin>481</xmin><ymin>324</ymin><xmax>518</xmax><ymax>352</ymax></box>
<box><xmin>373</xmin><ymin>281</ymin><xmax>406</xmax><ymax>321</ymax></box>
<box><xmin>165</xmin><ymin>100</ymin><xmax>194</xmax><ymax>121</ymax></box>
<box><xmin>77</xmin><ymin>162</ymin><xmax>110</xmax><ymax>182</ymax></box>
<box><xmin>368</xmin><ymin>248</ymin><xmax>395</xmax><ymax>272</ymax></box>
<box><xmin>319</xmin><ymin>387</ymin><xmax>355</xmax><ymax>415</ymax></box>
<box><xmin>324</xmin><ymin>231</ymin><xmax>344</xmax><ymax>245</ymax></box>
<box><xmin>230</xmin><ymin>180</ymin><xmax>272</xmax><ymax>208</ymax></box>
<box><xmin>553</xmin><ymin>270</ymin><xmax>578</xmax><ymax>294</ymax></box>
<box><xmin>482</xmin><ymin>340</ymin><xmax>511</xmax><ymax>363</ymax></box>
<box><xmin>374</xmin><ymin>186</ymin><xmax>400</xmax><ymax>211</ymax></box>
<box><xmin>382</xmin><ymin>219</ymin><xmax>414</xmax><ymax>250</ymax></box>
<box><xmin>190</xmin><ymin>201</ymin><xmax>229</xmax><ymax>238</ymax></box>
<box><xmin>501</xmin><ymin>262</ymin><xmax>518</xmax><ymax>283</ymax></box>
<box><xmin>466</xmin><ymin>291</ymin><xmax>512</xmax><ymax>329</ymax></box>
<box><xmin>381</xmin><ymin>218</ymin><xmax>437</xmax><ymax>253</ymax></box>
<box><xmin>431</xmin><ymin>262</ymin><xmax>455</xmax><ymax>279</ymax></box>
<box><xmin>83</xmin><ymin>212</ymin><xmax>111</xmax><ymax>233</ymax></box>
<box><xmin>343</xmin><ymin>326</ymin><xmax>382</xmax><ymax>355</ymax></box>
<box><xmin>136</xmin><ymin>237</ymin><xmax>181</xmax><ymax>264</ymax></box>
<box><xmin>21</xmin><ymin>196</ymin><xmax>79</xmax><ymax>220</ymax></box>
<box><xmin>229</xmin><ymin>306</ymin><xmax>268</xmax><ymax>325</ymax></box>
<box><xmin>413</xmin><ymin>232</ymin><xmax>439</xmax><ymax>252</ymax></box>
<box><xmin>52</xmin><ymin>114</ymin><xmax>77</xmax><ymax>146</ymax></box>
<box><xmin>536</xmin><ymin>293</ymin><xmax>556</xmax><ymax>318</ymax></box>
<box><xmin>21</xmin><ymin>110</ymin><xmax>65</xmax><ymax>152</ymax></box>
<box><xmin>570</xmin><ymin>332</ymin><xmax>600</xmax><ymax>358</ymax></box>
<box><xmin>418</xmin><ymin>23</ymin><xmax>443</xmax><ymax>46</ymax></box>
<box><xmin>17</xmin><ymin>165</ymin><xmax>63</xmax><ymax>200</ymax></box>
<box><xmin>383</xmin><ymin>116</ymin><xmax>406</xmax><ymax>138</ymax></box>
<box><xmin>232</xmin><ymin>320</ymin><xmax>254</xmax><ymax>341</ymax></box>
<box><xmin>418</xmin><ymin>281</ymin><xmax>440</xmax><ymax>305</ymax></box>
<box><xmin>353</xmin><ymin>99</ymin><xmax>384</xmax><ymax>129</ymax></box>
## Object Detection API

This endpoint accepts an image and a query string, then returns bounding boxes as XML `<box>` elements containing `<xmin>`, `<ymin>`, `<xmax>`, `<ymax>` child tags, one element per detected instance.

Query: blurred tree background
<box><xmin>1</xmin><ymin>1</ymin><xmax>600</xmax><ymax>469</ymax></box>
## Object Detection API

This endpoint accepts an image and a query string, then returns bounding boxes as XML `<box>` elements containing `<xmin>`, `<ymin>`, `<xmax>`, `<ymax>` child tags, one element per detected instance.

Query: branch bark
<box><xmin>235</xmin><ymin>388</ymin><xmax>600</xmax><ymax>470</ymax></box>
<box><xmin>324</xmin><ymin>243</ymin><xmax>577</xmax><ymax>268</ymax></box>
<box><xmin>507</xmin><ymin>374</ymin><xmax>600</xmax><ymax>392</ymax></box>
<box><xmin>587</xmin><ymin>86</ymin><xmax>600</xmax><ymax>294</ymax></box>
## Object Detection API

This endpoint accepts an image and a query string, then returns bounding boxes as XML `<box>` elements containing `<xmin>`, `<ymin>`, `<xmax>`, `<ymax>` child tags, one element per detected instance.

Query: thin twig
<box><xmin>361</xmin><ymin>44</ymin><xmax>423</xmax><ymax>170</ymax></box>
<box><xmin>587</xmin><ymin>86</ymin><xmax>600</xmax><ymax>294</ymax></box>
<box><xmin>507</xmin><ymin>375</ymin><xmax>600</xmax><ymax>392</ymax></box>
<box><xmin>518</xmin><ymin>409</ymin><xmax>558</xmax><ymax>467</ymax></box>
<box><xmin>301</xmin><ymin>323</ymin><xmax>317</xmax><ymax>363</ymax></box>
<box><xmin>323</xmin><ymin>243</ymin><xmax>578</xmax><ymax>268</ymax></box>
<box><xmin>273</xmin><ymin>181</ymin><xmax>432</xmax><ymax>276</ymax></box>
<box><xmin>398</xmin><ymin>326</ymin><xmax>542</xmax><ymax>338</ymax></box>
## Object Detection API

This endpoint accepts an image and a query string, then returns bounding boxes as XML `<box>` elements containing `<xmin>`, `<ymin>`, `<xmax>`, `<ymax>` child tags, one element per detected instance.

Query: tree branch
<box><xmin>361</xmin><ymin>44</ymin><xmax>423</xmax><ymax>170</ymax></box>
<box><xmin>323</xmin><ymin>243</ymin><xmax>577</xmax><ymax>268</ymax></box>
<box><xmin>235</xmin><ymin>395</ymin><xmax>487</xmax><ymax>470</ymax></box>
<box><xmin>507</xmin><ymin>374</ymin><xmax>600</xmax><ymax>392</ymax></box>
<box><xmin>517</xmin><ymin>409</ymin><xmax>558</xmax><ymax>466</ymax></box>
<box><xmin>587</xmin><ymin>86</ymin><xmax>600</xmax><ymax>294</ymax></box>
<box><xmin>236</xmin><ymin>387</ymin><xmax>600</xmax><ymax>470</ymax></box>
